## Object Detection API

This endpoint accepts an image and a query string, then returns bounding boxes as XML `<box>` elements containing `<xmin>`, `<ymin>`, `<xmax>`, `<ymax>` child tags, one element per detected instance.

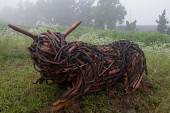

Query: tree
<box><xmin>93</xmin><ymin>0</ymin><xmax>127</xmax><ymax>29</ymax></box>
<box><xmin>0</xmin><ymin>1</ymin><xmax>39</xmax><ymax>25</ymax></box>
<box><xmin>16</xmin><ymin>1</ymin><xmax>38</xmax><ymax>25</ymax></box>
<box><xmin>35</xmin><ymin>0</ymin><xmax>76</xmax><ymax>25</ymax></box>
<box><xmin>0</xmin><ymin>6</ymin><xmax>16</xmax><ymax>23</ymax></box>
<box><xmin>0</xmin><ymin>0</ymin><xmax>77</xmax><ymax>25</ymax></box>
<box><xmin>167</xmin><ymin>27</ymin><xmax>170</xmax><ymax>35</ymax></box>
<box><xmin>74</xmin><ymin>0</ymin><xmax>95</xmax><ymax>26</ymax></box>
<box><xmin>156</xmin><ymin>9</ymin><xmax>169</xmax><ymax>33</ymax></box>
<box><xmin>49</xmin><ymin>0</ymin><xmax>76</xmax><ymax>25</ymax></box>
<box><xmin>0</xmin><ymin>0</ymin><xmax>127</xmax><ymax>27</ymax></box>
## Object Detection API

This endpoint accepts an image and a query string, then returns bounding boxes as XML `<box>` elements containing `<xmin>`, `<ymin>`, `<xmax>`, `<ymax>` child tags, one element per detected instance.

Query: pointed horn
<box><xmin>63</xmin><ymin>21</ymin><xmax>82</xmax><ymax>38</ymax></box>
<box><xmin>8</xmin><ymin>24</ymin><xmax>37</xmax><ymax>39</ymax></box>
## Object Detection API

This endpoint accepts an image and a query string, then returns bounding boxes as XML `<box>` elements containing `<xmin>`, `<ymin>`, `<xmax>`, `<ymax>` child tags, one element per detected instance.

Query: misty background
<box><xmin>0</xmin><ymin>0</ymin><xmax>169</xmax><ymax>28</ymax></box>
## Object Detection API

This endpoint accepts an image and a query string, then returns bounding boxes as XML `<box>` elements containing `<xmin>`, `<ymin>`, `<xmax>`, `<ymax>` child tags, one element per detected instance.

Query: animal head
<box><xmin>8</xmin><ymin>21</ymin><xmax>81</xmax><ymax>83</ymax></box>
<box><xmin>8</xmin><ymin>21</ymin><xmax>81</xmax><ymax>50</ymax></box>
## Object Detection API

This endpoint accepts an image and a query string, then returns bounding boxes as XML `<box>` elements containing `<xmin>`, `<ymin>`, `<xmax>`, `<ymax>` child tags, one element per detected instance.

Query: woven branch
<box><xmin>28</xmin><ymin>31</ymin><xmax>147</xmax><ymax>111</ymax></box>
<box><xmin>8</xmin><ymin>22</ymin><xmax>147</xmax><ymax>111</ymax></box>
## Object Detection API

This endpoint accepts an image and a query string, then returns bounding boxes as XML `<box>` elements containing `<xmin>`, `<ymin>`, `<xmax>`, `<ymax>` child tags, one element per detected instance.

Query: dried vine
<box><xmin>8</xmin><ymin>21</ymin><xmax>148</xmax><ymax>111</ymax></box>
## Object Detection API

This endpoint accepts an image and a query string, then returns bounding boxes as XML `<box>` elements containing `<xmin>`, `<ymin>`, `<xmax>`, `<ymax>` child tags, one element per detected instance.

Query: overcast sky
<box><xmin>120</xmin><ymin>0</ymin><xmax>170</xmax><ymax>25</ymax></box>
<box><xmin>0</xmin><ymin>0</ymin><xmax>169</xmax><ymax>25</ymax></box>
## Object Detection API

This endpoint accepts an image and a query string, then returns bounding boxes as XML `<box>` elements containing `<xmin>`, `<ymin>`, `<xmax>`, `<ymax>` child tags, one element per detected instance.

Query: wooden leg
<box><xmin>51</xmin><ymin>93</ymin><xmax>81</xmax><ymax>111</ymax></box>
<box><xmin>51</xmin><ymin>75</ymin><xmax>83</xmax><ymax>111</ymax></box>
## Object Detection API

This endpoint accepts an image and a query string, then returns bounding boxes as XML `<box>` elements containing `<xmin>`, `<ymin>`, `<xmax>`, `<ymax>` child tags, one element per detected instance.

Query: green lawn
<box><xmin>0</xmin><ymin>26</ymin><xmax>170</xmax><ymax>113</ymax></box>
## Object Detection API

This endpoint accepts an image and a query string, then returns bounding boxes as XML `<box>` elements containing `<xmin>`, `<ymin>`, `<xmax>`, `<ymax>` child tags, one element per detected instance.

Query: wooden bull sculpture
<box><xmin>8</xmin><ymin>21</ymin><xmax>148</xmax><ymax>111</ymax></box>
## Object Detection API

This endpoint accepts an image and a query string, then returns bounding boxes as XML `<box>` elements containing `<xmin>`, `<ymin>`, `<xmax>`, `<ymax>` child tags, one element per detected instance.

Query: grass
<box><xmin>0</xmin><ymin>59</ymin><xmax>64</xmax><ymax>113</ymax></box>
<box><xmin>0</xmin><ymin>26</ymin><xmax>170</xmax><ymax>113</ymax></box>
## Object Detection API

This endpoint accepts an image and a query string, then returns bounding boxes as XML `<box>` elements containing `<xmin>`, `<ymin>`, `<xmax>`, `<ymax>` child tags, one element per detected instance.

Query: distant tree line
<box><xmin>0</xmin><ymin>0</ymin><xmax>127</xmax><ymax>29</ymax></box>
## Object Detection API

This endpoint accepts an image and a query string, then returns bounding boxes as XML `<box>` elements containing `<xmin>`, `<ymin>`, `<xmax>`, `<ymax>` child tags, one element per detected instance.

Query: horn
<box><xmin>8</xmin><ymin>24</ymin><xmax>37</xmax><ymax>39</ymax></box>
<box><xmin>63</xmin><ymin>21</ymin><xmax>82</xmax><ymax>38</ymax></box>
<box><xmin>8</xmin><ymin>21</ymin><xmax>82</xmax><ymax>39</ymax></box>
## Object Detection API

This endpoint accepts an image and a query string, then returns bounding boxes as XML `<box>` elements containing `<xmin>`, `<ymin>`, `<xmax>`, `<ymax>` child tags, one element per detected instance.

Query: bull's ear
<box><xmin>8</xmin><ymin>24</ymin><xmax>38</xmax><ymax>40</ymax></box>
<box><xmin>63</xmin><ymin>21</ymin><xmax>82</xmax><ymax>38</ymax></box>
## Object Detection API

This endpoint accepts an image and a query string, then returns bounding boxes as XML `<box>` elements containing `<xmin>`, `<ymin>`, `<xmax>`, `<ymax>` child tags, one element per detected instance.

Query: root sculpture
<box><xmin>8</xmin><ymin>21</ymin><xmax>148</xmax><ymax>111</ymax></box>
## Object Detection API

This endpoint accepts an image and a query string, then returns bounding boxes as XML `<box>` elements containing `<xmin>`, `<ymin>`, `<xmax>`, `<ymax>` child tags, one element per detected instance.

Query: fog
<box><xmin>120</xmin><ymin>0</ymin><xmax>170</xmax><ymax>25</ymax></box>
<box><xmin>0</xmin><ymin>0</ymin><xmax>169</xmax><ymax>25</ymax></box>
<box><xmin>0</xmin><ymin>0</ymin><xmax>36</xmax><ymax>9</ymax></box>
<box><xmin>0</xmin><ymin>0</ymin><xmax>35</xmax><ymax>9</ymax></box>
